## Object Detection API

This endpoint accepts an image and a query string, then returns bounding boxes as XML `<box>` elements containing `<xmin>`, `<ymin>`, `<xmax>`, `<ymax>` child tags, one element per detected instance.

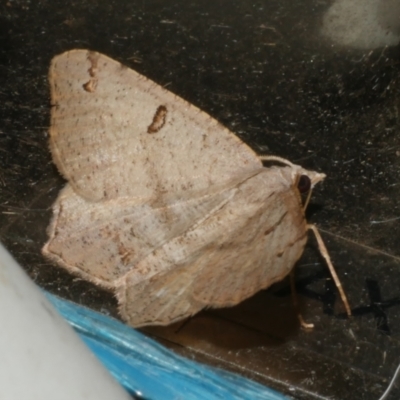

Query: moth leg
<box><xmin>174</xmin><ymin>317</ymin><xmax>192</xmax><ymax>334</ymax></box>
<box><xmin>290</xmin><ymin>270</ymin><xmax>314</xmax><ymax>329</ymax></box>
<box><xmin>307</xmin><ymin>224</ymin><xmax>352</xmax><ymax>317</ymax></box>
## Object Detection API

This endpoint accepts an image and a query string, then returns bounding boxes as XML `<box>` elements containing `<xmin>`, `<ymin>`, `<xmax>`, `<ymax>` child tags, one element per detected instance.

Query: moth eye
<box><xmin>297</xmin><ymin>174</ymin><xmax>311</xmax><ymax>194</ymax></box>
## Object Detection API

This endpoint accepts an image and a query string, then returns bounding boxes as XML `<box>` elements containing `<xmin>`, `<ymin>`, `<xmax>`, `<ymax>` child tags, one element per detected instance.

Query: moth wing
<box><xmin>191</xmin><ymin>191</ymin><xmax>307</xmax><ymax>307</ymax></box>
<box><xmin>49</xmin><ymin>49</ymin><xmax>262</xmax><ymax>203</ymax></box>
<box><xmin>42</xmin><ymin>183</ymin><xmax>237</xmax><ymax>289</ymax></box>
<box><xmin>118</xmin><ymin>170</ymin><xmax>308</xmax><ymax>327</ymax></box>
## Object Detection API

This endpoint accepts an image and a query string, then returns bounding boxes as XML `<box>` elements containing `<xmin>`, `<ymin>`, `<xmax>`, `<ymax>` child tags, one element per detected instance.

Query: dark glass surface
<box><xmin>1</xmin><ymin>1</ymin><xmax>400</xmax><ymax>399</ymax></box>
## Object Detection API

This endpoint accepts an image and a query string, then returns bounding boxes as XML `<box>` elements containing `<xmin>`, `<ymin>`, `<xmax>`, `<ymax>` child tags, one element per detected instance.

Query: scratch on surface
<box><xmin>319</xmin><ymin>228</ymin><xmax>400</xmax><ymax>262</ymax></box>
<box><xmin>370</xmin><ymin>216</ymin><xmax>400</xmax><ymax>225</ymax></box>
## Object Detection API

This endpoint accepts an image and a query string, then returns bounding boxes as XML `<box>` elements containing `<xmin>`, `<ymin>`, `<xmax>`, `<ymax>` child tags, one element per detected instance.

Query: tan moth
<box><xmin>42</xmin><ymin>49</ymin><xmax>351</xmax><ymax>328</ymax></box>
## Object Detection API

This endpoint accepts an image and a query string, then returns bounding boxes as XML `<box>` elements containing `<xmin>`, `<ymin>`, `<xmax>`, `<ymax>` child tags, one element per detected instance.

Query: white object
<box><xmin>321</xmin><ymin>0</ymin><xmax>400</xmax><ymax>49</ymax></box>
<box><xmin>0</xmin><ymin>242</ymin><xmax>131</xmax><ymax>400</ymax></box>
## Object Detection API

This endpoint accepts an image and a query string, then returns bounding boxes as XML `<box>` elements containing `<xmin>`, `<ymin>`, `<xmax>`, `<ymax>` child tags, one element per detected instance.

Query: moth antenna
<box><xmin>290</xmin><ymin>270</ymin><xmax>314</xmax><ymax>329</ymax></box>
<box><xmin>258</xmin><ymin>155</ymin><xmax>296</xmax><ymax>168</ymax></box>
<box><xmin>307</xmin><ymin>224</ymin><xmax>352</xmax><ymax>317</ymax></box>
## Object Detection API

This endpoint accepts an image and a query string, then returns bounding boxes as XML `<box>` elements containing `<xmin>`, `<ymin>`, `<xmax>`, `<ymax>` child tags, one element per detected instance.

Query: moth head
<box><xmin>292</xmin><ymin>167</ymin><xmax>326</xmax><ymax>192</ymax></box>
<box><xmin>261</xmin><ymin>155</ymin><xmax>325</xmax><ymax>184</ymax></box>
<box><xmin>260</xmin><ymin>155</ymin><xmax>326</xmax><ymax>209</ymax></box>
<box><xmin>285</xmin><ymin>163</ymin><xmax>326</xmax><ymax>212</ymax></box>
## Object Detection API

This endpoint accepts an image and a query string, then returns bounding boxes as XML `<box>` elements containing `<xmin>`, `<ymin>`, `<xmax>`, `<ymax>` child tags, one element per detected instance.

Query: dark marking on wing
<box><xmin>147</xmin><ymin>105</ymin><xmax>167</xmax><ymax>133</ymax></box>
<box><xmin>83</xmin><ymin>80</ymin><xmax>97</xmax><ymax>92</ymax></box>
<box><xmin>264</xmin><ymin>211</ymin><xmax>288</xmax><ymax>236</ymax></box>
<box><xmin>83</xmin><ymin>51</ymin><xmax>100</xmax><ymax>92</ymax></box>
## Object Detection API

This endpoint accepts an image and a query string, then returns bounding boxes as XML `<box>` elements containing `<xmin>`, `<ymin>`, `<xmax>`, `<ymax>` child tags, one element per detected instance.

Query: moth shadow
<box><xmin>143</xmin><ymin>283</ymin><xmax>302</xmax><ymax>353</ymax></box>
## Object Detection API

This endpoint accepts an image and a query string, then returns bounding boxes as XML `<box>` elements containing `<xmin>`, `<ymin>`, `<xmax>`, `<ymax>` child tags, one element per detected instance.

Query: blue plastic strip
<box><xmin>46</xmin><ymin>293</ymin><xmax>289</xmax><ymax>400</ymax></box>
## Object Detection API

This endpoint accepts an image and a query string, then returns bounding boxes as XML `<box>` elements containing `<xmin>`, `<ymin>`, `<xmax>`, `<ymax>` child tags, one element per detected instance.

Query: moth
<box><xmin>43</xmin><ymin>50</ymin><xmax>351</xmax><ymax>328</ymax></box>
